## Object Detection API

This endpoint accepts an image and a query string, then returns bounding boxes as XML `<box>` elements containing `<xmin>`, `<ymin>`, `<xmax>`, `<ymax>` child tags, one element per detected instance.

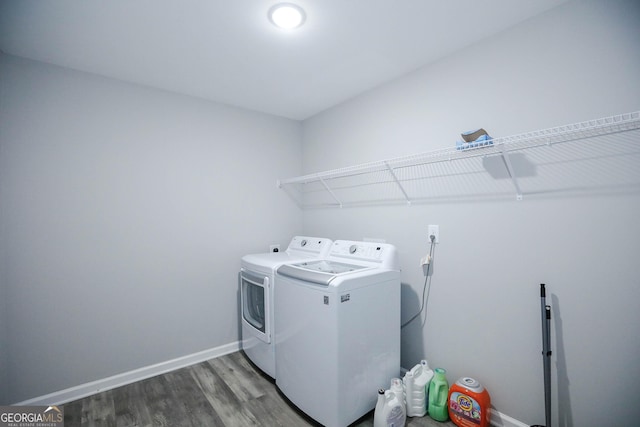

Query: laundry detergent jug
<box><xmin>428</xmin><ymin>368</ymin><xmax>449</xmax><ymax>422</ymax></box>
<box><xmin>403</xmin><ymin>360</ymin><xmax>434</xmax><ymax>417</ymax></box>
<box><xmin>448</xmin><ymin>377</ymin><xmax>491</xmax><ymax>427</ymax></box>
<box><xmin>373</xmin><ymin>388</ymin><xmax>406</xmax><ymax>427</ymax></box>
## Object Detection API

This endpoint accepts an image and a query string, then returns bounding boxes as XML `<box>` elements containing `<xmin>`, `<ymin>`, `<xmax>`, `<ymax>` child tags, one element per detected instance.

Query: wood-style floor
<box><xmin>63</xmin><ymin>351</ymin><xmax>455</xmax><ymax>427</ymax></box>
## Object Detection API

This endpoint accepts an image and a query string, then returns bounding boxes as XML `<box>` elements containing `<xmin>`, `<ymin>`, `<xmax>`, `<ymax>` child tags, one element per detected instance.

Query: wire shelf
<box><xmin>278</xmin><ymin>111</ymin><xmax>640</xmax><ymax>208</ymax></box>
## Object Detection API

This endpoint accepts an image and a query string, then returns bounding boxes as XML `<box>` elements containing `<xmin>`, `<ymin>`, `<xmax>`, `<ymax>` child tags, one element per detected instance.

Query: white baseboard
<box><xmin>491</xmin><ymin>409</ymin><xmax>529</xmax><ymax>427</ymax></box>
<box><xmin>14</xmin><ymin>341</ymin><xmax>241</xmax><ymax>406</ymax></box>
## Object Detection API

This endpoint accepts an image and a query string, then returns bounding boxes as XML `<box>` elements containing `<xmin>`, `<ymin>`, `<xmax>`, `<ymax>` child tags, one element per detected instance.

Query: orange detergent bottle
<box><xmin>448</xmin><ymin>377</ymin><xmax>491</xmax><ymax>427</ymax></box>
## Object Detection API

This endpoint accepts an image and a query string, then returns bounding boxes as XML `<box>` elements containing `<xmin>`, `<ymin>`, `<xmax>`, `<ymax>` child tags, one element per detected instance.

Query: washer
<box><xmin>275</xmin><ymin>240</ymin><xmax>401</xmax><ymax>427</ymax></box>
<box><xmin>240</xmin><ymin>236</ymin><xmax>333</xmax><ymax>378</ymax></box>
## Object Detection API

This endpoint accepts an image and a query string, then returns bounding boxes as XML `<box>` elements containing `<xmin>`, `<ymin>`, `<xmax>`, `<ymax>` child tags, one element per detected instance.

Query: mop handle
<box><xmin>540</xmin><ymin>283</ymin><xmax>552</xmax><ymax>427</ymax></box>
<box><xmin>542</xmin><ymin>285</ymin><xmax>552</xmax><ymax>356</ymax></box>
<box><xmin>540</xmin><ymin>284</ymin><xmax>547</xmax><ymax>355</ymax></box>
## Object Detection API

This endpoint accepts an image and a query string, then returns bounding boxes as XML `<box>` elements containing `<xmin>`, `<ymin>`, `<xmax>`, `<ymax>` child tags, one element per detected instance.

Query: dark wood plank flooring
<box><xmin>63</xmin><ymin>351</ymin><xmax>455</xmax><ymax>427</ymax></box>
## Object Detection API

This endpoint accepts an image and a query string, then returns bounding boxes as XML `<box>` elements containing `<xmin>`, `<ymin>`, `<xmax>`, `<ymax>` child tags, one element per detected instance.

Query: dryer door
<box><xmin>240</xmin><ymin>269</ymin><xmax>271</xmax><ymax>343</ymax></box>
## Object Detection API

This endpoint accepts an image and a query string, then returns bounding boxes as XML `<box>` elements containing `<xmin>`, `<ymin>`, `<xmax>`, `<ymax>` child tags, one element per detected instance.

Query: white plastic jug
<box><xmin>373</xmin><ymin>388</ymin><xmax>406</xmax><ymax>427</ymax></box>
<box><xmin>403</xmin><ymin>359</ymin><xmax>434</xmax><ymax>417</ymax></box>
<box><xmin>390</xmin><ymin>377</ymin><xmax>405</xmax><ymax>407</ymax></box>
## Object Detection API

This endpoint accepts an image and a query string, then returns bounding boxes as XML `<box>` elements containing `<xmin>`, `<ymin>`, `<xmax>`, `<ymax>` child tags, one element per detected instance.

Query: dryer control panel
<box><xmin>287</xmin><ymin>236</ymin><xmax>333</xmax><ymax>255</ymax></box>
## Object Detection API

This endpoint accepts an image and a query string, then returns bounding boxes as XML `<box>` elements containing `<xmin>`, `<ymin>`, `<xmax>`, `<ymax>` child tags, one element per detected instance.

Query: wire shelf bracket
<box><xmin>385</xmin><ymin>161</ymin><xmax>412</xmax><ymax>205</ymax></box>
<box><xmin>500</xmin><ymin>146</ymin><xmax>523</xmax><ymax>201</ymax></box>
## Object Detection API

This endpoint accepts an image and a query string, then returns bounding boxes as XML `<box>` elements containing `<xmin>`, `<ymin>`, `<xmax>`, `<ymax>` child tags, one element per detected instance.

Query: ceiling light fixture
<box><xmin>269</xmin><ymin>3</ymin><xmax>306</xmax><ymax>30</ymax></box>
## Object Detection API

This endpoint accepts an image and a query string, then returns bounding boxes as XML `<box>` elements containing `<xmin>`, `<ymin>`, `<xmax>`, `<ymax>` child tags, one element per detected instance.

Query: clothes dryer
<box><xmin>275</xmin><ymin>240</ymin><xmax>401</xmax><ymax>427</ymax></box>
<box><xmin>240</xmin><ymin>236</ymin><xmax>332</xmax><ymax>378</ymax></box>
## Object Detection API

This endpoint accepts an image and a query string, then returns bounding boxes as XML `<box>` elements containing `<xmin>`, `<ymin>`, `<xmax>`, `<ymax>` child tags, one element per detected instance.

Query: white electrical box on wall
<box><xmin>428</xmin><ymin>225</ymin><xmax>439</xmax><ymax>243</ymax></box>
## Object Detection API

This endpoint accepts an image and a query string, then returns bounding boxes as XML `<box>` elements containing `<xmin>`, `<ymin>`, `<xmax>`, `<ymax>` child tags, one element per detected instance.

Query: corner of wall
<box><xmin>0</xmin><ymin>48</ymin><xmax>10</xmax><ymax>407</ymax></box>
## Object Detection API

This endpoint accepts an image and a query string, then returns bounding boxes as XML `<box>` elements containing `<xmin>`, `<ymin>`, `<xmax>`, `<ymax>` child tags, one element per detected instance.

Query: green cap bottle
<box><xmin>428</xmin><ymin>368</ymin><xmax>450</xmax><ymax>422</ymax></box>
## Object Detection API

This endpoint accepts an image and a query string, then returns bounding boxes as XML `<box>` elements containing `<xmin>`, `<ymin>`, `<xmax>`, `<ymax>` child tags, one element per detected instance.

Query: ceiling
<box><xmin>0</xmin><ymin>0</ymin><xmax>569</xmax><ymax>120</ymax></box>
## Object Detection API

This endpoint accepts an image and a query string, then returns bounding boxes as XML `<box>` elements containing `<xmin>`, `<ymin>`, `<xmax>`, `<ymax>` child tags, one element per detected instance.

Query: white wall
<box><xmin>0</xmin><ymin>53</ymin><xmax>302</xmax><ymax>404</ymax></box>
<box><xmin>301</xmin><ymin>1</ymin><xmax>640</xmax><ymax>426</ymax></box>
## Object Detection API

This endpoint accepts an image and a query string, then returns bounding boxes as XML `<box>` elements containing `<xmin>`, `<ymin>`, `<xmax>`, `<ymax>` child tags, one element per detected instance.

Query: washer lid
<box><xmin>296</xmin><ymin>260</ymin><xmax>365</xmax><ymax>274</ymax></box>
<box><xmin>277</xmin><ymin>260</ymin><xmax>370</xmax><ymax>286</ymax></box>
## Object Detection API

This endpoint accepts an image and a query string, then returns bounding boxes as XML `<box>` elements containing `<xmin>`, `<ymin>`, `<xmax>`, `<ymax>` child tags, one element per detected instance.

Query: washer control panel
<box><xmin>330</xmin><ymin>240</ymin><xmax>391</xmax><ymax>263</ymax></box>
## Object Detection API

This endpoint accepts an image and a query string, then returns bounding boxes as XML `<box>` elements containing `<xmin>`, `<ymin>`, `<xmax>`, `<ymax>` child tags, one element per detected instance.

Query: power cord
<box><xmin>401</xmin><ymin>235</ymin><xmax>436</xmax><ymax>328</ymax></box>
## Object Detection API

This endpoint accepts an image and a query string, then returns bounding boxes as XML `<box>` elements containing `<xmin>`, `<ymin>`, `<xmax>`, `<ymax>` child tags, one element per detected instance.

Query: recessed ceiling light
<box><xmin>269</xmin><ymin>3</ymin><xmax>306</xmax><ymax>30</ymax></box>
